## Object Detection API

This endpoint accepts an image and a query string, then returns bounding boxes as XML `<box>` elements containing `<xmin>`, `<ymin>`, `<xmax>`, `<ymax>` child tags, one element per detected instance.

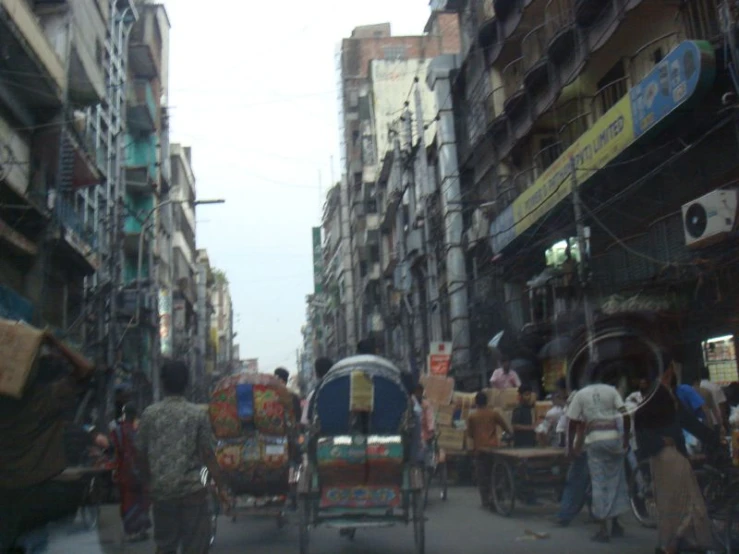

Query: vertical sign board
<box><xmin>158</xmin><ymin>289</ymin><xmax>172</xmax><ymax>356</ymax></box>
<box><xmin>312</xmin><ymin>227</ymin><xmax>323</xmax><ymax>294</ymax></box>
<box><xmin>428</xmin><ymin>342</ymin><xmax>453</xmax><ymax>376</ymax></box>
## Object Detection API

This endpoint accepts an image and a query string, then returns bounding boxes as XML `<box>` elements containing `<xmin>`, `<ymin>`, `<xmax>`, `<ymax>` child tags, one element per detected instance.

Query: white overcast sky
<box><xmin>165</xmin><ymin>0</ymin><xmax>431</xmax><ymax>373</ymax></box>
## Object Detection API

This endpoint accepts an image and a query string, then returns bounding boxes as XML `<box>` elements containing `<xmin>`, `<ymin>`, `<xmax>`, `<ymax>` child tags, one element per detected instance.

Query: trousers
<box><xmin>152</xmin><ymin>489</ymin><xmax>211</xmax><ymax>554</ymax></box>
<box><xmin>557</xmin><ymin>452</ymin><xmax>590</xmax><ymax>523</ymax></box>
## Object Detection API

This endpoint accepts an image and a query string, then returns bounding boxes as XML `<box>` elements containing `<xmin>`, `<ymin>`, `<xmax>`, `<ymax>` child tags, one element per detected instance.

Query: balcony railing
<box><xmin>467</xmin><ymin>74</ymin><xmax>491</xmax><ymax>145</ymax></box>
<box><xmin>545</xmin><ymin>0</ymin><xmax>576</xmax><ymax>41</ymax></box>
<box><xmin>128</xmin><ymin>5</ymin><xmax>163</xmax><ymax>79</ymax></box>
<box><xmin>485</xmin><ymin>86</ymin><xmax>507</xmax><ymax>125</ymax></box>
<box><xmin>513</xmin><ymin>167</ymin><xmax>538</xmax><ymax>195</ymax></box>
<box><xmin>558</xmin><ymin>111</ymin><xmax>591</xmax><ymax>148</ymax></box>
<box><xmin>496</xmin><ymin>176</ymin><xmax>517</xmax><ymax>209</ymax></box>
<box><xmin>591</xmin><ymin>76</ymin><xmax>629</xmax><ymax>120</ymax></box>
<box><xmin>502</xmin><ymin>57</ymin><xmax>525</xmax><ymax>100</ymax></box>
<box><xmin>127</xmin><ymin>80</ymin><xmax>157</xmax><ymax>133</ymax></box>
<box><xmin>533</xmin><ymin>140</ymin><xmax>564</xmax><ymax>175</ymax></box>
<box><xmin>682</xmin><ymin>0</ymin><xmax>721</xmax><ymax>43</ymax></box>
<box><xmin>57</xmin><ymin>196</ymin><xmax>98</xmax><ymax>251</ymax></box>
<box><xmin>629</xmin><ymin>32</ymin><xmax>681</xmax><ymax>85</ymax></box>
<box><xmin>522</xmin><ymin>24</ymin><xmax>549</xmax><ymax>73</ymax></box>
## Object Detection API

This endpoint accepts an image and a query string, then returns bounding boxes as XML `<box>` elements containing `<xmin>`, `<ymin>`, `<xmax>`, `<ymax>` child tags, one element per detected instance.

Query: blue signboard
<box><xmin>630</xmin><ymin>40</ymin><xmax>716</xmax><ymax>138</ymax></box>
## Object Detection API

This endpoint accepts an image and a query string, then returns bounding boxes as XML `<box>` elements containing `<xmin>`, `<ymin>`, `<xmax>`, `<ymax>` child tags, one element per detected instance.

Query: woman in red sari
<box><xmin>110</xmin><ymin>403</ymin><xmax>151</xmax><ymax>541</ymax></box>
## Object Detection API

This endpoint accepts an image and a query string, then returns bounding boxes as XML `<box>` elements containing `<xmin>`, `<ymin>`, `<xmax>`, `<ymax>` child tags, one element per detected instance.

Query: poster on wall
<box><xmin>158</xmin><ymin>289</ymin><xmax>172</xmax><ymax>356</ymax></box>
<box><xmin>428</xmin><ymin>342</ymin><xmax>452</xmax><ymax>376</ymax></box>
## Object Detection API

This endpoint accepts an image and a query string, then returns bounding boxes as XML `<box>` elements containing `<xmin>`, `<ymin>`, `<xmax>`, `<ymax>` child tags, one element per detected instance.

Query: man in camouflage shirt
<box><xmin>137</xmin><ymin>360</ymin><xmax>231</xmax><ymax>553</ymax></box>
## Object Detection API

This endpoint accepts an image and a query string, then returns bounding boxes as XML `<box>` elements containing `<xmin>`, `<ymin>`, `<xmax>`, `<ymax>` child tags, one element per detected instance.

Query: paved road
<box><xmin>35</xmin><ymin>486</ymin><xmax>657</xmax><ymax>554</ymax></box>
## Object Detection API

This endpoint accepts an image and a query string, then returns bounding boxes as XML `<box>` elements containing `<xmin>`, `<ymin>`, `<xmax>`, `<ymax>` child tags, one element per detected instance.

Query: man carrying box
<box><xmin>466</xmin><ymin>391</ymin><xmax>512</xmax><ymax>508</ymax></box>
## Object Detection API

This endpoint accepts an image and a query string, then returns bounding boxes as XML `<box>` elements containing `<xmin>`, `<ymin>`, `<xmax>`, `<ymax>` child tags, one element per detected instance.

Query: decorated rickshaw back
<box><xmin>310</xmin><ymin>356</ymin><xmax>411</xmax><ymax>509</ymax></box>
<box><xmin>208</xmin><ymin>372</ymin><xmax>296</xmax><ymax>496</ymax></box>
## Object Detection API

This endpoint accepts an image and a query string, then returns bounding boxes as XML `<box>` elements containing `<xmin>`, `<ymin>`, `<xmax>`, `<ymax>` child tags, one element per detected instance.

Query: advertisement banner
<box><xmin>491</xmin><ymin>40</ymin><xmax>715</xmax><ymax>253</ymax></box>
<box><xmin>312</xmin><ymin>227</ymin><xmax>323</xmax><ymax>294</ymax></box>
<box><xmin>158</xmin><ymin>289</ymin><xmax>173</xmax><ymax>356</ymax></box>
<box><xmin>428</xmin><ymin>341</ymin><xmax>452</xmax><ymax>376</ymax></box>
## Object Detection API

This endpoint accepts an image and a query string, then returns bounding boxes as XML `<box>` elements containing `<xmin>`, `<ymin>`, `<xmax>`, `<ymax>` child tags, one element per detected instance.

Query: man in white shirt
<box><xmin>567</xmin><ymin>381</ymin><xmax>629</xmax><ymax>542</ymax></box>
<box><xmin>700</xmin><ymin>365</ymin><xmax>727</xmax><ymax>432</ymax></box>
<box><xmin>489</xmin><ymin>355</ymin><xmax>522</xmax><ymax>390</ymax></box>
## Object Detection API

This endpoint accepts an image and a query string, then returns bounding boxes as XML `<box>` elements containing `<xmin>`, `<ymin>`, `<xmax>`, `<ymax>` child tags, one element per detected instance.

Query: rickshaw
<box><xmin>203</xmin><ymin>372</ymin><xmax>298</xmax><ymax>544</ymax></box>
<box><xmin>297</xmin><ymin>355</ymin><xmax>426</xmax><ymax>554</ymax></box>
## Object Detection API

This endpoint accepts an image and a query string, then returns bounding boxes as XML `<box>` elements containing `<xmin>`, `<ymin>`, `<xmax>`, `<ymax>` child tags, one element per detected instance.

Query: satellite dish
<box><xmin>684</xmin><ymin>203</ymin><xmax>707</xmax><ymax>239</ymax></box>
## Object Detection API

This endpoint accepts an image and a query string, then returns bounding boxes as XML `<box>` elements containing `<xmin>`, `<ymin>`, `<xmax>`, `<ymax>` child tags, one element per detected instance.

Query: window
<box><xmin>383</xmin><ymin>45</ymin><xmax>407</xmax><ymax>60</ymax></box>
<box><xmin>653</xmin><ymin>48</ymin><xmax>664</xmax><ymax>64</ymax></box>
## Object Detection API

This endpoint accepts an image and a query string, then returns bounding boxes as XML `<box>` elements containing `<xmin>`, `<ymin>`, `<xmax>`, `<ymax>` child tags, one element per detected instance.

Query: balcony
<box><xmin>467</xmin><ymin>75</ymin><xmax>491</xmax><ymax>147</ymax></box>
<box><xmin>629</xmin><ymin>33</ymin><xmax>680</xmax><ymax>85</ymax></box>
<box><xmin>125</xmin><ymin>134</ymin><xmax>158</xmax><ymax>191</ymax></box>
<box><xmin>682</xmin><ymin>0</ymin><xmax>721</xmax><ymax>43</ymax></box>
<box><xmin>513</xmin><ymin>167</ymin><xmax>537</xmax><ymax>196</ymax></box>
<box><xmin>53</xmin><ymin>195</ymin><xmax>100</xmax><ymax>272</ymax></box>
<box><xmin>0</xmin><ymin>0</ymin><xmax>65</xmax><ymax>110</ymax></box>
<box><xmin>496</xmin><ymin>175</ymin><xmax>518</xmax><ymax>209</ymax></box>
<box><xmin>522</xmin><ymin>23</ymin><xmax>550</xmax><ymax>93</ymax></box>
<box><xmin>545</xmin><ymin>0</ymin><xmax>578</xmax><ymax>66</ymax></box>
<box><xmin>406</xmin><ymin>228</ymin><xmax>424</xmax><ymax>259</ymax></box>
<box><xmin>129</xmin><ymin>4</ymin><xmax>164</xmax><ymax>79</ymax></box>
<box><xmin>127</xmin><ymin>80</ymin><xmax>158</xmax><ymax>133</ymax></box>
<box><xmin>533</xmin><ymin>140</ymin><xmax>564</xmax><ymax>175</ymax></box>
<box><xmin>557</xmin><ymin>110</ymin><xmax>591</xmax><ymax>148</ymax></box>
<box><xmin>63</xmin><ymin>1</ymin><xmax>107</xmax><ymax>104</ymax></box>
<box><xmin>574</xmin><ymin>0</ymin><xmax>606</xmax><ymax>27</ymax></box>
<box><xmin>591</xmin><ymin>76</ymin><xmax>629</xmax><ymax>120</ymax></box>
<box><xmin>502</xmin><ymin>57</ymin><xmax>526</xmax><ymax>112</ymax></box>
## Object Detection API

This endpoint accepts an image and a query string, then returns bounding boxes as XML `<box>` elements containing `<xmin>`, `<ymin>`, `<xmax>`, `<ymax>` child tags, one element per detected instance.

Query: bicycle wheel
<box><xmin>80</xmin><ymin>476</ymin><xmax>101</xmax><ymax>530</ymax></box>
<box><xmin>630</xmin><ymin>459</ymin><xmax>657</xmax><ymax>528</ymax></box>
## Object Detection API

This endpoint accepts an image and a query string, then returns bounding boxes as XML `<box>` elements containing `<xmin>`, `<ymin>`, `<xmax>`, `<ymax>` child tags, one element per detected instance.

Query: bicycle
<box><xmin>698</xmin><ymin>453</ymin><xmax>739</xmax><ymax>554</ymax></box>
<box><xmin>423</xmin><ymin>435</ymin><xmax>448</xmax><ymax>507</ymax></box>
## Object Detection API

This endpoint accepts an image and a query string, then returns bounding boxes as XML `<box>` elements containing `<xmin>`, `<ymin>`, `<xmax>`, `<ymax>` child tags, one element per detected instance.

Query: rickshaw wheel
<box><xmin>491</xmin><ymin>461</ymin><xmax>516</xmax><ymax>517</ymax></box>
<box><xmin>440</xmin><ymin>462</ymin><xmax>448</xmax><ymax>501</ymax></box>
<box><xmin>412</xmin><ymin>490</ymin><xmax>425</xmax><ymax>554</ymax></box>
<box><xmin>298</xmin><ymin>498</ymin><xmax>310</xmax><ymax>554</ymax></box>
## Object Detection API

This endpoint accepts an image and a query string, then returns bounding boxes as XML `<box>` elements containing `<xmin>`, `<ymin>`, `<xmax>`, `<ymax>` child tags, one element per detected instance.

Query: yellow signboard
<box><xmin>511</xmin><ymin>95</ymin><xmax>635</xmax><ymax>238</ymax></box>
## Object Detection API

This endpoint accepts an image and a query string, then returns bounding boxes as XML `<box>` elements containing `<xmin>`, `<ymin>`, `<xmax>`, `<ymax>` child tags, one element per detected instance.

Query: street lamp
<box><xmin>131</xmin><ymin>197</ymin><xmax>225</xmax><ymax>400</ymax></box>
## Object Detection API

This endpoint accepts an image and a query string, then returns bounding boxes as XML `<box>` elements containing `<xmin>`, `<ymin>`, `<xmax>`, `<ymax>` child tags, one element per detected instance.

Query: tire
<box><xmin>413</xmin><ymin>490</ymin><xmax>425</xmax><ymax>554</ymax></box>
<box><xmin>491</xmin><ymin>461</ymin><xmax>516</xmax><ymax>517</ymax></box>
<box><xmin>440</xmin><ymin>462</ymin><xmax>448</xmax><ymax>501</ymax></box>
<box><xmin>299</xmin><ymin>498</ymin><xmax>310</xmax><ymax>554</ymax></box>
<box><xmin>629</xmin><ymin>459</ymin><xmax>657</xmax><ymax>528</ymax></box>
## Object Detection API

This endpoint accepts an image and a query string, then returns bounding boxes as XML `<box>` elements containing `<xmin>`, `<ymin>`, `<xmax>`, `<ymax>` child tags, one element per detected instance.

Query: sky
<box><xmin>165</xmin><ymin>0</ymin><xmax>432</xmax><ymax>373</ymax></box>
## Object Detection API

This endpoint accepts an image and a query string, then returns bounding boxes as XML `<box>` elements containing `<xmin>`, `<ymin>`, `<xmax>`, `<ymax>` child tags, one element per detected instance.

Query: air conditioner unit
<box><xmin>682</xmin><ymin>189</ymin><xmax>739</xmax><ymax>248</ymax></box>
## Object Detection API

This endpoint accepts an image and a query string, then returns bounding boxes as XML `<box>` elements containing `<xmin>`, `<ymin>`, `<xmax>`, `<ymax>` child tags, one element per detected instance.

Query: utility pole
<box><xmin>570</xmin><ymin>157</ymin><xmax>596</xmax><ymax>362</ymax></box>
<box><xmin>414</xmin><ymin>80</ymin><xmax>442</xmax><ymax>346</ymax></box>
<box><xmin>402</xmin><ymin>107</ymin><xmax>417</xmax><ymax>370</ymax></box>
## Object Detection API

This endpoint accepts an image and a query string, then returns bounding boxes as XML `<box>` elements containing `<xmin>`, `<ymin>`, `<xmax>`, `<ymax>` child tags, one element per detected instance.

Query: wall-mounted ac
<box><xmin>682</xmin><ymin>189</ymin><xmax>738</xmax><ymax>248</ymax></box>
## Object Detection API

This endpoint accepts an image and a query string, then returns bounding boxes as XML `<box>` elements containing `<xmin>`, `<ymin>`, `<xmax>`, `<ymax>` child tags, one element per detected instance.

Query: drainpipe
<box><xmin>339</xmin><ymin>173</ymin><xmax>356</xmax><ymax>353</ymax></box>
<box><xmin>414</xmin><ymin>79</ymin><xmax>443</xmax><ymax>347</ymax></box>
<box><xmin>426</xmin><ymin>54</ymin><xmax>471</xmax><ymax>375</ymax></box>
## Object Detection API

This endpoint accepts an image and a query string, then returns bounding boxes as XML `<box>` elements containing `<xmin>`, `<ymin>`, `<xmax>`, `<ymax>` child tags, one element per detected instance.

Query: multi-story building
<box><xmin>211</xmin><ymin>270</ymin><xmax>234</xmax><ymax>374</ymax></box>
<box><xmin>169</xmin><ymin>143</ymin><xmax>197</xmax><ymax>367</ymax></box>
<box><xmin>195</xmin><ymin>248</ymin><xmax>216</xmax><ymax>396</ymax></box>
<box><xmin>335</xmin><ymin>19</ymin><xmax>461</xmax><ymax>355</ymax></box>
<box><xmin>434</xmin><ymin>0</ymin><xmax>739</xmax><ymax>387</ymax></box>
<box><xmin>320</xmin><ymin>184</ymin><xmax>346</xmax><ymax>359</ymax></box>
<box><xmin>119</xmin><ymin>1</ymin><xmax>169</xmax><ymax>392</ymax></box>
<box><xmin>0</xmin><ymin>0</ymin><xmax>120</xmax><ymax>334</ymax></box>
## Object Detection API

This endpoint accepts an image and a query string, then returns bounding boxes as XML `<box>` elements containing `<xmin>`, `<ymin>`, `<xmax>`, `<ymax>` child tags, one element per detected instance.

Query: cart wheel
<box><xmin>299</xmin><ymin>498</ymin><xmax>310</xmax><ymax>554</ymax></box>
<box><xmin>412</xmin><ymin>490</ymin><xmax>425</xmax><ymax>554</ymax></box>
<box><xmin>491</xmin><ymin>461</ymin><xmax>516</xmax><ymax>517</ymax></box>
<box><xmin>440</xmin><ymin>462</ymin><xmax>448</xmax><ymax>501</ymax></box>
<box><xmin>630</xmin><ymin>459</ymin><xmax>657</xmax><ymax>528</ymax></box>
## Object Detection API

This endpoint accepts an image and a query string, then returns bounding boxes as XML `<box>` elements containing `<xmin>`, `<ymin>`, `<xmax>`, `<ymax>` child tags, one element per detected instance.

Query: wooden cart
<box><xmin>480</xmin><ymin>447</ymin><xmax>569</xmax><ymax>516</ymax></box>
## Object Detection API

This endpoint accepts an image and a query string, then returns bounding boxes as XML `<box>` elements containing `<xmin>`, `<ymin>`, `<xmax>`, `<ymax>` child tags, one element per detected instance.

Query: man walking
<box><xmin>467</xmin><ymin>392</ymin><xmax>512</xmax><ymax>508</ymax></box>
<box><xmin>137</xmin><ymin>360</ymin><xmax>232</xmax><ymax>553</ymax></box>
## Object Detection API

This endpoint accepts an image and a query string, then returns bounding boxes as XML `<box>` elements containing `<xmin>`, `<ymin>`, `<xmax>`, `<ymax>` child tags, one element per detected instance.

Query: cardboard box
<box><xmin>499</xmin><ymin>388</ymin><xmax>520</xmax><ymax>410</ymax></box>
<box><xmin>0</xmin><ymin>319</ymin><xmax>45</xmax><ymax>399</ymax></box>
<box><xmin>422</xmin><ymin>374</ymin><xmax>454</xmax><ymax>407</ymax></box>
<box><xmin>436</xmin><ymin>405</ymin><xmax>455</xmax><ymax>426</ymax></box>
<box><xmin>437</xmin><ymin>426</ymin><xmax>466</xmax><ymax>452</ymax></box>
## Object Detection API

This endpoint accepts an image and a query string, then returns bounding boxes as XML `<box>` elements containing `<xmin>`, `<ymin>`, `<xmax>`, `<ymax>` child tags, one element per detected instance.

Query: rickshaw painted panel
<box><xmin>320</xmin><ymin>485</ymin><xmax>402</xmax><ymax>508</ymax></box>
<box><xmin>210</xmin><ymin>387</ymin><xmax>240</xmax><ymax>438</ymax></box>
<box><xmin>315</xmin><ymin>379</ymin><xmax>351</xmax><ymax>435</ymax></box>
<box><xmin>254</xmin><ymin>385</ymin><xmax>289</xmax><ymax>434</ymax></box>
